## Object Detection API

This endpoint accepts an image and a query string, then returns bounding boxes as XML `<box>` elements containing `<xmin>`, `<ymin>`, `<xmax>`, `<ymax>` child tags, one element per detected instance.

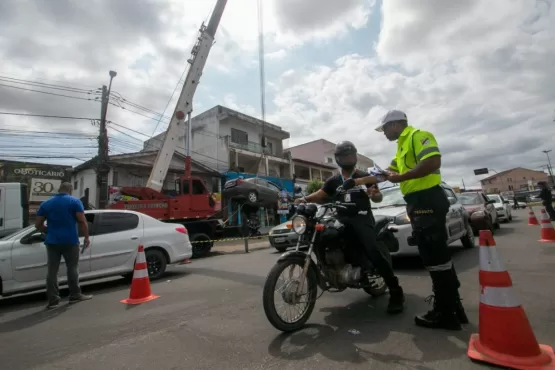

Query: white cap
<box><xmin>375</xmin><ymin>110</ymin><xmax>408</xmax><ymax>132</ymax></box>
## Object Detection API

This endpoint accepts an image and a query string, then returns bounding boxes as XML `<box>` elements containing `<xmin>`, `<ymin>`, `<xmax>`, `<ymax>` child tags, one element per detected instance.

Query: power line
<box><xmin>0</xmin><ymin>111</ymin><xmax>98</xmax><ymax>120</ymax></box>
<box><xmin>0</xmin><ymin>76</ymin><xmax>97</xmax><ymax>95</ymax></box>
<box><xmin>149</xmin><ymin>68</ymin><xmax>188</xmax><ymax>137</ymax></box>
<box><xmin>0</xmin><ymin>83</ymin><xmax>99</xmax><ymax>102</ymax></box>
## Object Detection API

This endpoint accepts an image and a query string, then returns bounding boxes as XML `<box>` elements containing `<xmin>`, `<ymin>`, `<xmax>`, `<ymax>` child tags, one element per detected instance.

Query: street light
<box><xmin>542</xmin><ymin>150</ymin><xmax>554</xmax><ymax>185</ymax></box>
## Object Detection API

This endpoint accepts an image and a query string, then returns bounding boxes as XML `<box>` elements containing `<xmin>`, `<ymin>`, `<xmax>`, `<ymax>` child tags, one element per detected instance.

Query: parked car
<box><xmin>268</xmin><ymin>206</ymin><xmax>325</xmax><ymax>252</ymax></box>
<box><xmin>372</xmin><ymin>183</ymin><xmax>475</xmax><ymax>257</ymax></box>
<box><xmin>487</xmin><ymin>194</ymin><xmax>512</xmax><ymax>222</ymax></box>
<box><xmin>457</xmin><ymin>192</ymin><xmax>499</xmax><ymax>235</ymax></box>
<box><xmin>223</xmin><ymin>177</ymin><xmax>294</xmax><ymax>207</ymax></box>
<box><xmin>0</xmin><ymin>210</ymin><xmax>192</xmax><ymax>297</ymax></box>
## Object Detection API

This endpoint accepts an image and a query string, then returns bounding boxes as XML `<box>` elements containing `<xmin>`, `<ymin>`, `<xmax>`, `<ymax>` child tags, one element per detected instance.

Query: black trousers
<box><xmin>404</xmin><ymin>186</ymin><xmax>460</xmax><ymax>307</ymax></box>
<box><xmin>543</xmin><ymin>202</ymin><xmax>555</xmax><ymax>221</ymax></box>
<box><xmin>342</xmin><ymin>214</ymin><xmax>398</xmax><ymax>287</ymax></box>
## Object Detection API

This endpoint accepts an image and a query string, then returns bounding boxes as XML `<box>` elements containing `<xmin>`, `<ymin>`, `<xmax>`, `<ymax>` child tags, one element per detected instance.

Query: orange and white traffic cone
<box><xmin>467</xmin><ymin>230</ymin><xmax>555</xmax><ymax>369</ymax></box>
<box><xmin>120</xmin><ymin>245</ymin><xmax>160</xmax><ymax>305</ymax></box>
<box><xmin>528</xmin><ymin>206</ymin><xmax>539</xmax><ymax>226</ymax></box>
<box><xmin>539</xmin><ymin>208</ymin><xmax>555</xmax><ymax>243</ymax></box>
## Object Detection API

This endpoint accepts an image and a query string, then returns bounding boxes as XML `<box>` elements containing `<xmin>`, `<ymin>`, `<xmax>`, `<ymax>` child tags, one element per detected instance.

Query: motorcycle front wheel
<box><xmin>262</xmin><ymin>259</ymin><xmax>318</xmax><ymax>332</ymax></box>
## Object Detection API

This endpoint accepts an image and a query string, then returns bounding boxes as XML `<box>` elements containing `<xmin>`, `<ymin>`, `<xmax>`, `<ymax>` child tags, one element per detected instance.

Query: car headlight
<box><xmin>394</xmin><ymin>212</ymin><xmax>411</xmax><ymax>225</ymax></box>
<box><xmin>495</xmin><ymin>207</ymin><xmax>503</xmax><ymax>211</ymax></box>
<box><xmin>472</xmin><ymin>211</ymin><xmax>485</xmax><ymax>217</ymax></box>
<box><xmin>291</xmin><ymin>215</ymin><xmax>307</xmax><ymax>235</ymax></box>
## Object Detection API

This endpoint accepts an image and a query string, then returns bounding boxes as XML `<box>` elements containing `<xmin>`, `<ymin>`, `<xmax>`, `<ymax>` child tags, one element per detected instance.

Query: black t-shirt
<box><xmin>322</xmin><ymin>170</ymin><xmax>372</xmax><ymax>216</ymax></box>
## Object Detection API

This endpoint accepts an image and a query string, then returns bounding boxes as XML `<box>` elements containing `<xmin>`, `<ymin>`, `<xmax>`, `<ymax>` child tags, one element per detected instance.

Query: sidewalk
<box><xmin>210</xmin><ymin>235</ymin><xmax>271</xmax><ymax>255</ymax></box>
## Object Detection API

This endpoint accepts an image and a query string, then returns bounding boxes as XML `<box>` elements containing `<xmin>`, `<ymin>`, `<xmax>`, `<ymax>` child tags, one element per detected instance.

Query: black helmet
<box><xmin>334</xmin><ymin>141</ymin><xmax>358</xmax><ymax>170</ymax></box>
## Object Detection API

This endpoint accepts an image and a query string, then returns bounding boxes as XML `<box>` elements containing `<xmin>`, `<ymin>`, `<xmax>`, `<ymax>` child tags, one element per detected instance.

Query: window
<box><xmin>267</xmin><ymin>182</ymin><xmax>281</xmax><ymax>192</ymax></box>
<box><xmin>266</xmin><ymin>142</ymin><xmax>274</xmax><ymax>155</ymax></box>
<box><xmin>79</xmin><ymin>214</ymin><xmax>96</xmax><ymax>237</ymax></box>
<box><xmin>326</xmin><ymin>157</ymin><xmax>333</xmax><ymax>164</ymax></box>
<box><xmin>183</xmin><ymin>180</ymin><xmax>190</xmax><ymax>195</ymax></box>
<box><xmin>507</xmin><ymin>178</ymin><xmax>512</xmax><ymax>182</ymax></box>
<box><xmin>192</xmin><ymin>179</ymin><xmax>206</xmax><ymax>194</ymax></box>
<box><xmin>113</xmin><ymin>171</ymin><xmax>119</xmax><ymax>186</ymax></box>
<box><xmin>95</xmin><ymin>213</ymin><xmax>139</xmax><ymax>235</ymax></box>
<box><xmin>73</xmin><ymin>181</ymin><xmax>78</xmax><ymax>190</ymax></box>
<box><xmin>231</xmin><ymin>128</ymin><xmax>248</xmax><ymax>145</ymax></box>
<box><xmin>257</xmin><ymin>178</ymin><xmax>269</xmax><ymax>187</ymax></box>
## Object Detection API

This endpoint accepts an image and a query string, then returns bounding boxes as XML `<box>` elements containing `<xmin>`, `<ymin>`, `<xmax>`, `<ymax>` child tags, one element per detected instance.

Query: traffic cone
<box><xmin>539</xmin><ymin>208</ymin><xmax>555</xmax><ymax>243</ymax></box>
<box><xmin>467</xmin><ymin>230</ymin><xmax>555</xmax><ymax>369</ymax></box>
<box><xmin>120</xmin><ymin>245</ymin><xmax>160</xmax><ymax>305</ymax></box>
<box><xmin>528</xmin><ymin>206</ymin><xmax>539</xmax><ymax>226</ymax></box>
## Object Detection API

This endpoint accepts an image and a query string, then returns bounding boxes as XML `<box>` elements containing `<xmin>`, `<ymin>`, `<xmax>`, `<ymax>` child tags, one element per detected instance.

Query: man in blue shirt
<box><xmin>35</xmin><ymin>182</ymin><xmax>92</xmax><ymax>308</ymax></box>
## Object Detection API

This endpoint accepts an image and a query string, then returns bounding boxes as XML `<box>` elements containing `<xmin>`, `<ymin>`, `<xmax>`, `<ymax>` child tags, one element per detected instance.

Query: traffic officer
<box><xmin>374</xmin><ymin>110</ymin><xmax>468</xmax><ymax>330</ymax></box>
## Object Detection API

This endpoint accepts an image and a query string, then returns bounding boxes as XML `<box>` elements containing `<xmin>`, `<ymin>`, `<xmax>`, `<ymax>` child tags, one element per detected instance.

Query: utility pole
<box><xmin>542</xmin><ymin>150</ymin><xmax>554</xmax><ymax>185</ymax></box>
<box><xmin>96</xmin><ymin>70</ymin><xmax>117</xmax><ymax>209</ymax></box>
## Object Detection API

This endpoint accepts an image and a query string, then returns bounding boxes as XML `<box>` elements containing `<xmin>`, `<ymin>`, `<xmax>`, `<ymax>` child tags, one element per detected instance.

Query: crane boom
<box><xmin>146</xmin><ymin>0</ymin><xmax>227</xmax><ymax>191</ymax></box>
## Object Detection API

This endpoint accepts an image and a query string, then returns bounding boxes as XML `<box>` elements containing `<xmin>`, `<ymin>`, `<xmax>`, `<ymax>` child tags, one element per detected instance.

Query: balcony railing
<box><xmin>229</xmin><ymin>140</ymin><xmax>281</xmax><ymax>157</ymax></box>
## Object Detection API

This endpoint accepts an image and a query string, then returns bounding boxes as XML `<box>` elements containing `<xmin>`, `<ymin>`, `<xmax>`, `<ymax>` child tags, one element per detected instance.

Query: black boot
<box><xmin>451</xmin><ymin>265</ymin><xmax>469</xmax><ymax>324</ymax></box>
<box><xmin>414</xmin><ymin>271</ymin><xmax>462</xmax><ymax>331</ymax></box>
<box><xmin>386</xmin><ymin>276</ymin><xmax>405</xmax><ymax>314</ymax></box>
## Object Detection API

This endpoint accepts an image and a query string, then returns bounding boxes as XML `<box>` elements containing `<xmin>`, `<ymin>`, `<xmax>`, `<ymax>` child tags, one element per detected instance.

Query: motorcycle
<box><xmin>262</xmin><ymin>198</ymin><xmax>400</xmax><ymax>332</ymax></box>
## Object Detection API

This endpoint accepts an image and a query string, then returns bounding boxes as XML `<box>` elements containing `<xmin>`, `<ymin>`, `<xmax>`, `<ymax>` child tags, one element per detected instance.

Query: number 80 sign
<box><xmin>30</xmin><ymin>178</ymin><xmax>62</xmax><ymax>202</ymax></box>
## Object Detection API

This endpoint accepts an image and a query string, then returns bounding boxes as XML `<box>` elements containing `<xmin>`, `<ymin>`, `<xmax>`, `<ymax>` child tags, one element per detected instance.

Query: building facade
<box><xmin>0</xmin><ymin>160</ymin><xmax>72</xmax><ymax>217</ymax></box>
<box><xmin>480</xmin><ymin>167</ymin><xmax>549</xmax><ymax>193</ymax></box>
<box><xmin>285</xmin><ymin>139</ymin><xmax>375</xmax><ymax>174</ymax></box>
<box><xmin>144</xmin><ymin>105</ymin><xmax>292</xmax><ymax>178</ymax></box>
<box><xmin>291</xmin><ymin>158</ymin><xmax>336</xmax><ymax>193</ymax></box>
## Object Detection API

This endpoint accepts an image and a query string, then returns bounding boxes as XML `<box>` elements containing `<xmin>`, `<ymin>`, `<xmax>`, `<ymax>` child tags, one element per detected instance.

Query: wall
<box><xmin>481</xmin><ymin>168</ymin><xmax>549</xmax><ymax>193</ymax></box>
<box><xmin>71</xmin><ymin>168</ymin><xmax>97</xmax><ymax>206</ymax></box>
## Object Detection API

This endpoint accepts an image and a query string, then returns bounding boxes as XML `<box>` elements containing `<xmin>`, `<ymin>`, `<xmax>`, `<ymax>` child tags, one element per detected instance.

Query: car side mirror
<box><xmin>447</xmin><ymin>197</ymin><xmax>457</xmax><ymax>205</ymax></box>
<box><xmin>504</xmin><ymin>200</ymin><xmax>510</xmax><ymax>204</ymax></box>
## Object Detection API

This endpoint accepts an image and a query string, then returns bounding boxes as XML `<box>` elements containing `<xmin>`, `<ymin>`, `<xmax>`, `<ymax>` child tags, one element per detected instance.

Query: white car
<box><xmin>0</xmin><ymin>210</ymin><xmax>192</xmax><ymax>297</ymax></box>
<box><xmin>486</xmin><ymin>194</ymin><xmax>512</xmax><ymax>222</ymax></box>
<box><xmin>372</xmin><ymin>184</ymin><xmax>475</xmax><ymax>257</ymax></box>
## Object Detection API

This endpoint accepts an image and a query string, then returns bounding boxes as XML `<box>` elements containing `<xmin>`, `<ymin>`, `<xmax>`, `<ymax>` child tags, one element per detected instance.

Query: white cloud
<box><xmin>268</xmin><ymin>0</ymin><xmax>555</xmax><ymax>187</ymax></box>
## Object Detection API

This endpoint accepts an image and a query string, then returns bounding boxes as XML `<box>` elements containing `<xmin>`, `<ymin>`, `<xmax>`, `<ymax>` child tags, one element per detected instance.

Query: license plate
<box><xmin>274</xmin><ymin>237</ymin><xmax>286</xmax><ymax>243</ymax></box>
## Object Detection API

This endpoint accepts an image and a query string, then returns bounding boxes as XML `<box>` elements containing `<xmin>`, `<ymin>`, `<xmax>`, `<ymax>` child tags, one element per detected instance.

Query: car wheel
<box><xmin>145</xmin><ymin>248</ymin><xmax>167</xmax><ymax>280</ymax></box>
<box><xmin>190</xmin><ymin>233</ymin><xmax>213</xmax><ymax>258</ymax></box>
<box><xmin>247</xmin><ymin>191</ymin><xmax>258</xmax><ymax>204</ymax></box>
<box><xmin>461</xmin><ymin>220</ymin><xmax>476</xmax><ymax>249</ymax></box>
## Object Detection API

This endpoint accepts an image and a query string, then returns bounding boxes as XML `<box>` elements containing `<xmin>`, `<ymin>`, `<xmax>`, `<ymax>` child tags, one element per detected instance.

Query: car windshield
<box><xmin>373</xmin><ymin>187</ymin><xmax>407</xmax><ymax>209</ymax></box>
<box><xmin>487</xmin><ymin>195</ymin><xmax>502</xmax><ymax>203</ymax></box>
<box><xmin>458</xmin><ymin>193</ymin><xmax>482</xmax><ymax>205</ymax></box>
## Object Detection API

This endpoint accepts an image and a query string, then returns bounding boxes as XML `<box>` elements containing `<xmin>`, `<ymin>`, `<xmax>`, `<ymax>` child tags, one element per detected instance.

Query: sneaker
<box><xmin>46</xmin><ymin>300</ymin><xmax>60</xmax><ymax>309</ymax></box>
<box><xmin>387</xmin><ymin>286</ymin><xmax>405</xmax><ymax>314</ymax></box>
<box><xmin>69</xmin><ymin>294</ymin><xmax>93</xmax><ymax>304</ymax></box>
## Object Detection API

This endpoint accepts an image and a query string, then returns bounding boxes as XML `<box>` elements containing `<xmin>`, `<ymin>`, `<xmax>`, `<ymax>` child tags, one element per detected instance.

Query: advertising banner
<box><xmin>30</xmin><ymin>178</ymin><xmax>61</xmax><ymax>202</ymax></box>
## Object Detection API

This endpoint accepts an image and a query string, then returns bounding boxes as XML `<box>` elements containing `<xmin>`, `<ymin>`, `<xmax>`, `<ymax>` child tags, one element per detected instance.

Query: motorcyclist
<box><xmin>294</xmin><ymin>141</ymin><xmax>405</xmax><ymax>314</ymax></box>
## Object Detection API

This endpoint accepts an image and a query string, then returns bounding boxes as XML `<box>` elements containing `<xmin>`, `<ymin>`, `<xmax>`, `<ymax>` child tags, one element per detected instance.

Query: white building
<box><xmin>144</xmin><ymin>105</ymin><xmax>292</xmax><ymax>178</ymax></box>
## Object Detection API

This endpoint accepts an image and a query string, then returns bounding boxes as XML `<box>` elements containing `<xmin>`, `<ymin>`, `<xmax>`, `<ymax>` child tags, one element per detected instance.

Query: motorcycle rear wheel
<box><xmin>262</xmin><ymin>259</ymin><xmax>318</xmax><ymax>332</ymax></box>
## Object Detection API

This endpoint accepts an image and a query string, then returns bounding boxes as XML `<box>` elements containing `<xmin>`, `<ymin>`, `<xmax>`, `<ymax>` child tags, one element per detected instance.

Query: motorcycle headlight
<box><xmin>472</xmin><ymin>211</ymin><xmax>485</xmax><ymax>217</ymax></box>
<box><xmin>394</xmin><ymin>212</ymin><xmax>411</xmax><ymax>225</ymax></box>
<box><xmin>291</xmin><ymin>215</ymin><xmax>307</xmax><ymax>235</ymax></box>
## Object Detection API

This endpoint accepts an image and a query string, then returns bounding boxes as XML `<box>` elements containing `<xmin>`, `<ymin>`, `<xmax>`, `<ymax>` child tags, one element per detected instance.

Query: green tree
<box><xmin>306</xmin><ymin>179</ymin><xmax>324</xmax><ymax>194</ymax></box>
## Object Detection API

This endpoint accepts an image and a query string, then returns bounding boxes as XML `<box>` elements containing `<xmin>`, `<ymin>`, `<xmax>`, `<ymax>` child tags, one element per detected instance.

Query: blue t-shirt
<box><xmin>37</xmin><ymin>193</ymin><xmax>84</xmax><ymax>246</ymax></box>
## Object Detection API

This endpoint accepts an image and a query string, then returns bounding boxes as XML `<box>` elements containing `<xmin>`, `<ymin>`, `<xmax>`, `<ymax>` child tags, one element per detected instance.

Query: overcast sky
<box><xmin>0</xmin><ymin>0</ymin><xmax>554</xmax><ymax>187</ymax></box>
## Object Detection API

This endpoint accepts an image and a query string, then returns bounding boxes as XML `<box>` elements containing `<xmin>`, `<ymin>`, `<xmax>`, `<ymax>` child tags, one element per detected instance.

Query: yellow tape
<box><xmin>190</xmin><ymin>234</ymin><xmax>270</xmax><ymax>244</ymax></box>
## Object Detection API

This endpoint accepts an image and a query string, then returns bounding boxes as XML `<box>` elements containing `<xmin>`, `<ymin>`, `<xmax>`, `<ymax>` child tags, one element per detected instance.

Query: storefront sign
<box><xmin>14</xmin><ymin>168</ymin><xmax>66</xmax><ymax>178</ymax></box>
<box><xmin>30</xmin><ymin>178</ymin><xmax>62</xmax><ymax>202</ymax></box>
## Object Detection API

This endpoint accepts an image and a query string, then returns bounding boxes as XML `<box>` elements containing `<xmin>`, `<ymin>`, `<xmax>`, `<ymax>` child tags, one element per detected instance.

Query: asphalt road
<box><xmin>1</xmin><ymin>209</ymin><xmax>554</xmax><ymax>370</ymax></box>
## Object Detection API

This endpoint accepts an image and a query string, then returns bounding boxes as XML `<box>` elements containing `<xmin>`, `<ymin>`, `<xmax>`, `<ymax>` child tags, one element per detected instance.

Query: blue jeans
<box><xmin>46</xmin><ymin>244</ymin><xmax>81</xmax><ymax>303</ymax></box>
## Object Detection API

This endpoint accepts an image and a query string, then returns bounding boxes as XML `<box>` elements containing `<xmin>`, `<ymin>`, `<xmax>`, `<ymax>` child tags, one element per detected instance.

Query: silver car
<box><xmin>372</xmin><ymin>183</ymin><xmax>475</xmax><ymax>257</ymax></box>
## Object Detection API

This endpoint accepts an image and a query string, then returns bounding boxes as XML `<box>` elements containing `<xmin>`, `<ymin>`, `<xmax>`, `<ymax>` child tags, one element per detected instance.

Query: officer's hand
<box><xmin>294</xmin><ymin>197</ymin><xmax>306</xmax><ymax>204</ymax></box>
<box><xmin>343</xmin><ymin>178</ymin><xmax>356</xmax><ymax>190</ymax></box>
<box><xmin>386</xmin><ymin>173</ymin><xmax>404</xmax><ymax>183</ymax></box>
